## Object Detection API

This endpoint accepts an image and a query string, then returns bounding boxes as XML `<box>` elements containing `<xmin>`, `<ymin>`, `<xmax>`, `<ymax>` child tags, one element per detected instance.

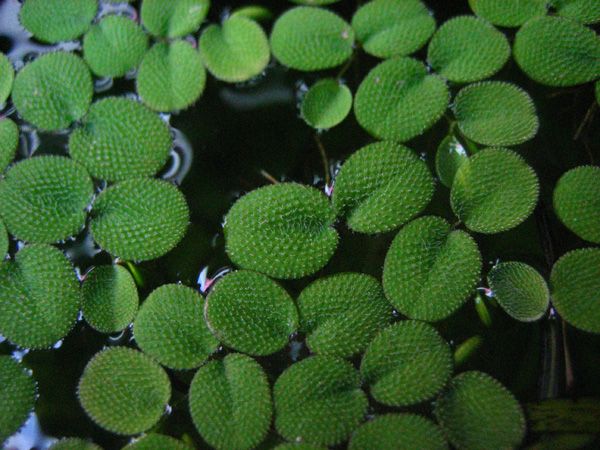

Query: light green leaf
<box><xmin>189</xmin><ymin>354</ymin><xmax>272</xmax><ymax>450</ymax></box>
<box><xmin>0</xmin><ymin>52</ymin><xmax>14</xmax><ymax>105</ymax></box>
<box><xmin>0</xmin><ymin>220</ymin><xmax>8</xmax><ymax>258</ymax></box>
<box><xmin>0</xmin><ymin>356</ymin><xmax>36</xmax><ymax>444</ymax></box>
<box><xmin>383</xmin><ymin>216</ymin><xmax>481</xmax><ymax>321</ymax></box>
<box><xmin>360</xmin><ymin>321</ymin><xmax>453</xmax><ymax>407</ymax></box>
<box><xmin>301</xmin><ymin>79</ymin><xmax>352</xmax><ymax>129</ymax></box>
<box><xmin>12</xmin><ymin>52</ymin><xmax>93</xmax><ymax>131</ymax></box>
<box><xmin>468</xmin><ymin>0</ymin><xmax>548</xmax><ymax>27</ymax></box>
<box><xmin>351</xmin><ymin>0</ymin><xmax>436</xmax><ymax>59</ymax></box>
<box><xmin>332</xmin><ymin>141</ymin><xmax>434</xmax><ymax>233</ymax></box>
<box><xmin>0</xmin><ymin>156</ymin><xmax>93</xmax><ymax>244</ymax></box>
<box><xmin>69</xmin><ymin>97</ymin><xmax>172</xmax><ymax>182</ymax></box>
<box><xmin>435</xmin><ymin>134</ymin><xmax>470</xmax><ymax>188</ymax></box>
<box><xmin>122</xmin><ymin>434</ymin><xmax>192</xmax><ymax>450</ymax></box>
<box><xmin>354</xmin><ymin>57</ymin><xmax>449</xmax><ymax>141</ymax></box>
<box><xmin>205</xmin><ymin>270</ymin><xmax>298</xmax><ymax>356</ymax></box>
<box><xmin>274</xmin><ymin>356</ymin><xmax>368</xmax><ymax>446</ymax></box>
<box><xmin>199</xmin><ymin>15</ymin><xmax>270</xmax><ymax>83</ymax></box>
<box><xmin>270</xmin><ymin>7</ymin><xmax>354</xmax><ymax>71</ymax></box>
<box><xmin>0</xmin><ymin>118</ymin><xmax>18</xmax><ymax>173</ymax></box>
<box><xmin>141</xmin><ymin>0</ymin><xmax>210</xmax><ymax>38</ymax></box>
<box><xmin>50</xmin><ymin>439</ymin><xmax>102</xmax><ymax>450</ymax></box>
<box><xmin>451</xmin><ymin>147</ymin><xmax>539</xmax><ymax>234</ymax></box>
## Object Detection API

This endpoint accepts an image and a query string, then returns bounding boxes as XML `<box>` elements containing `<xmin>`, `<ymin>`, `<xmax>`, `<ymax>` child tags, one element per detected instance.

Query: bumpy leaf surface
<box><xmin>141</xmin><ymin>0</ymin><xmax>210</xmax><ymax>38</ymax></box>
<box><xmin>553</xmin><ymin>0</ymin><xmax>600</xmax><ymax>24</ymax></box>
<box><xmin>301</xmin><ymin>79</ymin><xmax>352</xmax><ymax>129</ymax></box>
<box><xmin>122</xmin><ymin>434</ymin><xmax>193</xmax><ymax>450</ymax></box>
<box><xmin>0</xmin><ymin>52</ymin><xmax>13</xmax><ymax>105</ymax></box>
<box><xmin>0</xmin><ymin>118</ymin><xmax>18</xmax><ymax>173</ymax></box>
<box><xmin>0</xmin><ymin>356</ymin><xmax>36</xmax><ymax>444</ymax></box>
<box><xmin>468</xmin><ymin>0</ymin><xmax>547</xmax><ymax>27</ymax></box>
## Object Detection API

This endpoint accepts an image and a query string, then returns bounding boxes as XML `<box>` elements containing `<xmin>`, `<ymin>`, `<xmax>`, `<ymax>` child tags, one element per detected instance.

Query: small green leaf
<box><xmin>550</xmin><ymin>248</ymin><xmax>600</xmax><ymax>333</ymax></box>
<box><xmin>134</xmin><ymin>284</ymin><xmax>219</xmax><ymax>369</ymax></box>
<box><xmin>270</xmin><ymin>7</ymin><xmax>354</xmax><ymax>71</ymax></box>
<box><xmin>454</xmin><ymin>335</ymin><xmax>483</xmax><ymax>366</ymax></box>
<box><xmin>297</xmin><ymin>273</ymin><xmax>392</xmax><ymax>358</ymax></box>
<box><xmin>83</xmin><ymin>15</ymin><xmax>148</xmax><ymax>78</ymax></box>
<box><xmin>19</xmin><ymin>0</ymin><xmax>97</xmax><ymax>43</ymax></box>
<box><xmin>0</xmin><ymin>118</ymin><xmax>18</xmax><ymax>173</ymax></box>
<box><xmin>0</xmin><ymin>244</ymin><xmax>80</xmax><ymax>349</ymax></box>
<box><xmin>454</xmin><ymin>81</ymin><xmax>538</xmax><ymax>146</ymax></box>
<box><xmin>78</xmin><ymin>347</ymin><xmax>171</xmax><ymax>435</ymax></box>
<box><xmin>274</xmin><ymin>445</ymin><xmax>326</xmax><ymax>450</ymax></box>
<box><xmin>205</xmin><ymin>270</ymin><xmax>298</xmax><ymax>355</ymax></box>
<box><xmin>49</xmin><ymin>438</ymin><xmax>102</xmax><ymax>450</ymax></box>
<box><xmin>0</xmin><ymin>356</ymin><xmax>36</xmax><ymax>444</ymax></box>
<box><xmin>552</xmin><ymin>0</ymin><xmax>600</xmax><ymax>24</ymax></box>
<box><xmin>468</xmin><ymin>0</ymin><xmax>547</xmax><ymax>27</ymax></box>
<box><xmin>69</xmin><ymin>97</ymin><xmax>172</xmax><ymax>182</ymax></box>
<box><xmin>122</xmin><ymin>434</ymin><xmax>193</xmax><ymax>450</ymax></box>
<box><xmin>354</xmin><ymin>57</ymin><xmax>449</xmax><ymax>142</ymax></box>
<box><xmin>90</xmin><ymin>178</ymin><xmax>189</xmax><ymax>262</ymax></box>
<box><xmin>0</xmin><ymin>52</ymin><xmax>14</xmax><ymax>105</ymax></box>
<box><xmin>514</xmin><ymin>16</ymin><xmax>600</xmax><ymax>87</ymax></box>
<box><xmin>137</xmin><ymin>41</ymin><xmax>206</xmax><ymax>112</ymax></box>
<box><xmin>427</xmin><ymin>16</ymin><xmax>510</xmax><ymax>83</ymax></box>
<box><xmin>383</xmin><ymin>216</ymin><xmax>482</xmax><ymax>321</ymax></box>
<box><xmin>12</xmin><ymin>52</ymin><xmax>93</xmax><ymax>131</ymax></box>
<box><xmin>553</xmin><ymin>166</ymin><xmax>600</xmax><ymax>244</ymax></box>
<box><xmin>199</xmin><ymin>16</ymin><xmax>270</xmax><ymax>83</ymax></box>
<box><xmin>332</xmin><ymin>141</ymin><xmax>434</xmax><ymax>234</ymax></box>
<box><xmin>189</xmin><ymin>353</ymin><xmax>272</xmax><ymax>450</ymax></box>
<box><xmin>349</xmin><ymin>414</ymin><xmax>448</xmax><ymax>450</ymax></box>
<box><xmin>360</xmin><ymin>321</ymin><xmax>453</xmax><ymax>407</ymax></box>
<box><xmin>434</xmin><ymin>371</ymin><xmax>526</xmax><ymax>450</ymax></box>
<box><xmin>82</xmin><ymin>265</ymin><xmax>139</xmax><ymax>334</ymax></box>
<box><xmin>291</xmin><ymin>0</ymin><xmax>341</xmax><ymax>4</ymax></box>
<box><xmin>0</xmin><ymin>156</ymin><xmax>94</xmax><ymax>244</ymax></box>
<box><xmin>488</xmin><ymin>261</ymin><xmax>549</xmax><ymax>322</ymax></box>
<box><xmin>435</xmin><ymin>134</ymin><xmax>470</xmax><ymax>188</ymax></box>
<box><xmin>231</xmin><ymin>5</ymin><xmax>273</xmax><ymax>22</ymax></box>
<box><xmin>300</xmin><ymin>79</ymin><xmax>352</xmax><ymax>130</ymax></box>
<box><xmin>274</xmin><ymin>356</ymin><xmax>368</xmax><ymax>446</ymax></box>
<box><xmin>224</xmin><ymin>183</ymin><xmax>338</xmax><ymax>279</ymax></box>
<box><xmin>451</xmin><ymin>147</ymin><xmax>539</xmax><ymax>234</ymax></box>
<box><xmin>351</xmin><ymin>0</ymin><xmax>436</xmax><ymax>59</ymax></box>
<box><xmin>141</xmin><ymin>0</ymin><xmax>210</xmax><ymax>38</ymax></box>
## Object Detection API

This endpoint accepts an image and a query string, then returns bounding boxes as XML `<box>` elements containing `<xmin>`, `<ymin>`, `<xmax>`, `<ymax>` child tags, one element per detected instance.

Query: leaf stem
<box><xmin>259</xmin><ymin>169</ymin><xmax>279</xmax><ymax>184</ymax></box>
<box><xmin>314</xmin><ymin>132</ymin><xmax>331</xmax><ymax>186</ymax></box>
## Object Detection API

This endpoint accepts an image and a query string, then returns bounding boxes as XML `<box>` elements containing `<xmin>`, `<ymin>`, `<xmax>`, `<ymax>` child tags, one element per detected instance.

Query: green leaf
<box><xmin>205</xmin><ymin>270</ymin><xmax>298</xmax><ymax>355</ymax></box>
<box><xmin>297</xmin><ymin>273</ymin><xmax>392</xmax><ymax>358</ymax></box>
<box><xmin>468</xmin><ymin>0</ymin><xmax>547</xmax><ymax>27</ymax></box>
<box><xmin>0</xmin><ymin>220</ymin><xmax>8</xmax><ymax>258</ymax></box>
<box><xmin>69</xmin><ymin>97</ymin><xmax>172</xmax><ymax>182</ymax></box>
<box><xmin>550</xmin><ymin>248</ymin><xmax>600</xmax><ymax>333</ymax></box>
<box><xmin>0</xmin><ymin>356</ymin><xmax>36</xmax><ymax>444</ymax></box>
<box><xmin>274</xmin><ymin>445</ymin><xmax>326</xmax><ymax>450</ymax></box>
<box><xmin>49</xmin><ymin>439</ymin><xmax>102</xmax><ymax>450</ymax></box>
<box><xmin>354</xmin><ymin>57</ymin><xmax>449</xmax><ymax>141</ymax></box>
<box><xmin>0</xmin><ymin>52</ymin><xmax>14</xmax><ymax>105</ymax></box>
<box><xmin>83</xmin><ymin>15</ymin><xmax>148</xmax><ymax>78</ymax></box>
<box><xmin>0</xmin><ymin>156</ymin><xmax>93</xmax><ymax>244</ymax></box>
<box><xmin>122</xmin><ymin>434</ymin><xmax>193</xmax><ymax>450</ymax></box>
<box><xmin>78</xmin><ymin>347</ymin><xmax>171</xmax><ymax>435</ymax></box>
<box><xmin>450</xmin><ymin>147</ymin><xmax>539</xmax><ymax>233</ymax></box>
<box><xmin>137</xmin><ymin>41</ymin><xmax>206</xmax><ymax>112</ymax></box>
<box><xmin>383</xmin><ymin>216</ymin><xmax>481</xmax><ymax>321</ymax></box>
<box><xmin>291</xmin><ymin>0</ymin><xmax>341</xmax><ymax>4</ymax></box>
<box><xmin>351</xmin><ymin>0</ymin><xmax>436</xmax><ymax>59</ymax></box>
<box><xmin>0</xmin><ymin>244</ymin><xmax>80</xmax><ymax>349</ymax></box>
<box><xmin>12</xmin><ymin>52</ymin><xmax>93</xmax><ymax>131</ymax></box>
<box><xmin>552</xmin><ymin>0</ymin><xmax>600</xmax><ymax>24</ymax></box>
<box><xmin>553</xmin><ymin>166</ymin><xmax>600</xmax><ymax>244</ymax></box>
<box><xmin>349</xmin><ymin>414</ymin><xmax>448</xmax><ymax>450</ymax></box>
<box><xmin>224</xmin><ymin>183</ymin><xmax>338</xmax><ymax>279</ymax></box>
<box><xmin>141</xmin><ymin>0</ymin><xmax>210</xmax><ymax>38</ymax></box>
<box><xmin>19</xmin><ymin>0</ymin><xmax>97</xmax><ymax>43</ymax></box>
<box><xmin>274</xmin><ymin>356</ymin><xmax>368</xmax><ymax>446</ymax></box>
<box><xmin>81</xmin><ymin>265</ymin><xmax>139</xmax><ymax>334</ymax></box>
<box><xmin>513</xmin><ymin>16</ymin><xmax>600</xmax><ymax>87</ymax></box>
<box><xmin>134</xmin><ymin>284</ymin><xmax>219</xmax><ymax>369</ymax></box>
<box><xmin>189</xmin><ymin>353</ymin><xmax>272</xmax><ymax>450</ymax></box>
<box><xmin>435</xmin><ymin>134</ymin><xmax>470</xmax><ymax>188</ymax></box>
<box><xmin>360</xmin><ymin>321</ymin><xmax>453</xmax><ymax>407</ymax></box>
<box><xmin>300</xmin><ymin>79</ymin><xmax>352</xmax><ymax>130</ymax></box>
<box><xmin>332</xmin><ymin>141</ymin><xmax>434</xmax><ymax>234</ymax></box>
<box><xmin>427</xmin><ymin>16</ymin><xmax>510</xmax><ymax>83</ymax></box>
<box><xmin>0</xmin><ymin>118</ymin><xmax>18</xmax><ymax>173</ymax></box>
<box><xmin>199</xmin><ymin>16</ymin><xmax>270</xmax><ymax>83</ymax></box>
<box><xmin>434</xmin><ymin>371</ymin><xmax>526</xmax><ymax>450</ymax></box>
<box><xmin>488</xmin><ymin>261</ymin><xmax>549</xmax><ymax>321</ymax></box>
<box><xmin>453</xmin><ymin>81</ymin><xmax>538</xmax><ymax>146</ymax></box>
<box><xmin>270</xmin><ymin>7</ymin><xmax>354</xmax><ymax>71</ymax></box>
<box><xmin>90</xmin><ymin>178</ymin><xmax>189</xmax><ymax>261</ymax></box>
<box><xmin>231</xmin><ymin>5</ymin><xmax>274</xmax><ymax>22</ymax></box>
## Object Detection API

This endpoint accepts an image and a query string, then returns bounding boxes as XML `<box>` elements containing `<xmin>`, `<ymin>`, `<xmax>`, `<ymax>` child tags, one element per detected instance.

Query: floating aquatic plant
<box><xmin>0</xmin><ymin>118</ymin><xmax>18</xmax><ymax>173</ymax></box>
<box><xmin>0</xmin><ymin>52</ymin><xmax>13</xmax><ymax>106</ymax></box>
<box><xmin>300</xmin><ymin>78</ymin><xmax>352</xmax><ymax>130</ymax></box>
<box><xmin>0</xmin><ymin>356</ymin><xmax>36</xmax><ymax>444</ymax></box>
<box><xmin>49</xmin><ymin>438</ymin><xmax>102</xmax><ymax>450</ymax></box>
<box><xmin>141</xmin><ymin>0</ymin><xmax>210</xmax><ymax>39</ymax></box>
<box><xmin>122</xmin><ymin>433</ymin><xmax>193</xmax><ymax>450</ymax></box>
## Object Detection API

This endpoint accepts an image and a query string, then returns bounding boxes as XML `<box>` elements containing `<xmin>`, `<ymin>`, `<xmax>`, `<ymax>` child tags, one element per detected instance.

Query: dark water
<box><xmin>1</xmin><ymin>0</ymin><xmax>599</xmax><ymax>448</ymax></box>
